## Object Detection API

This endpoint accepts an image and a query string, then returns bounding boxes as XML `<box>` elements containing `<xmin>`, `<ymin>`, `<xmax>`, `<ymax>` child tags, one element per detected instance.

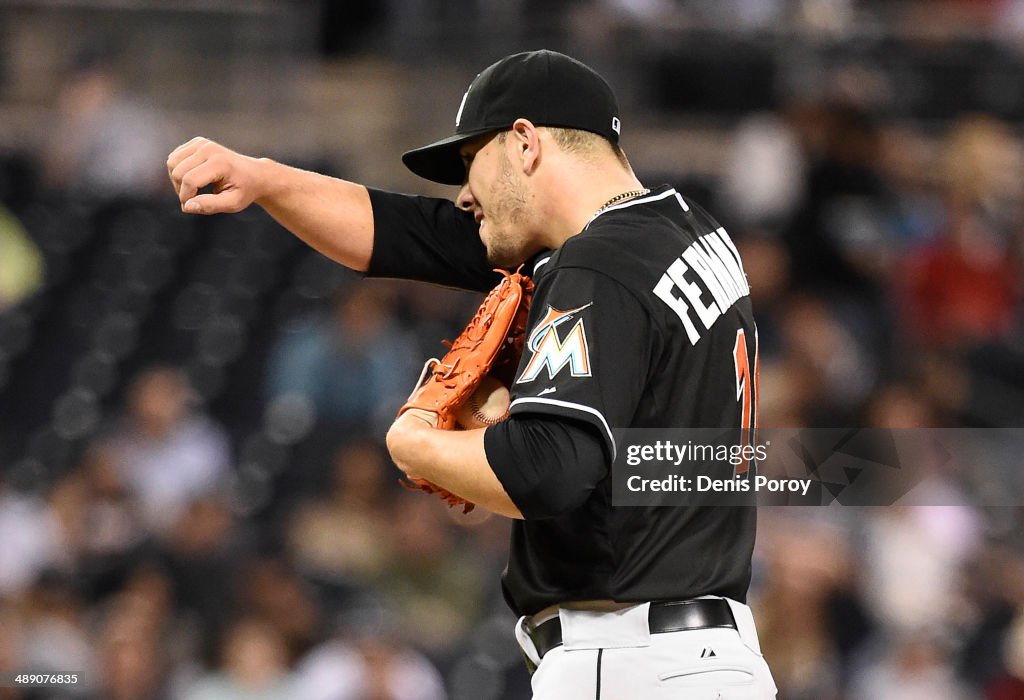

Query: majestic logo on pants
<box><xmin>517</xmin><ymin>304</ymin><xmax>593</xmax><ymax>383</ymax></box>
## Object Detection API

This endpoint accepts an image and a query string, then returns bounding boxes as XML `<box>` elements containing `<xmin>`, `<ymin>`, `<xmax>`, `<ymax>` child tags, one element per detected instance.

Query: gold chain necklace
<box><xmin>595</xmin><ymin>188</ymin><xmax>651</xmax><ymax>217</ymax></box>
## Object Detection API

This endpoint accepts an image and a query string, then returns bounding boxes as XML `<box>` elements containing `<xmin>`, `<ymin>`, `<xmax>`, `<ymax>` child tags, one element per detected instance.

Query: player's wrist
<box><xmin>386</xmin><ymin>411</ymin><xmax>435</xmax><ymax>474</ymax></box>
<box><xmin>250</xmin><ymin>156</ymin><xmax>282</xmax><ymax>204</ymax></box>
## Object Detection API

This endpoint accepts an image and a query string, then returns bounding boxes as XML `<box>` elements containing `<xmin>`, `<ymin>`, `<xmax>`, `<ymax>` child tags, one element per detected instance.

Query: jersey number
<box><xmin>733</xmin><ymin>328</ymin><xmax>759</xmax><ymax>475</ymax></box>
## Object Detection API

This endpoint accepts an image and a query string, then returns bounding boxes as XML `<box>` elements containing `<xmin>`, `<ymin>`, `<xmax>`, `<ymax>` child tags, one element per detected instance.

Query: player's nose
<box><xmin>457</xmin><ymin>182</ymin><xmax>476</xmax><ymax>212</ymax></box>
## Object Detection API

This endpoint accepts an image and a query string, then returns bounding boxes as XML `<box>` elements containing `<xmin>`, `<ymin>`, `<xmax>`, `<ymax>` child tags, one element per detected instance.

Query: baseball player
<box><xmin>168</xmin><ymin>50</ymin><xmax>776</xmax><ymax>699</ymax></box>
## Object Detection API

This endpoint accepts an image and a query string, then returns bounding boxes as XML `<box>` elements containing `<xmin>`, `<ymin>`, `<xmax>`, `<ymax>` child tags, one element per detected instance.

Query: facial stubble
<box><xmin>482</xmin><ymin>149</ymin><xmax>532</xmax><ymax>268</ymax></box>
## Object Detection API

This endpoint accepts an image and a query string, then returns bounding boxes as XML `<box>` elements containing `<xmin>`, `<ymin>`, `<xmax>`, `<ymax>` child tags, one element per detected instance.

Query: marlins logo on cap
<box><xmin>455</xmin><ymin>86</ymin><xmax>470</xmax><ymax>128</ymax></box>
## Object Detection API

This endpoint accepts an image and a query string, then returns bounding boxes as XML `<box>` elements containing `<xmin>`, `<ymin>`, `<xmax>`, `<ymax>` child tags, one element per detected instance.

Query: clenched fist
<box><xmin>166</xmin><ymin>137</ymin><xmax>267</xmax><ymax>215</ymax></box>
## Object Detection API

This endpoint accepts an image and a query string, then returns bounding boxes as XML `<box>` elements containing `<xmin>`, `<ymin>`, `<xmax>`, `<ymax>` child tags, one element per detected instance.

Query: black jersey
<box><xmin>368</xmin><ymin>185</ymin><xmax>758</xmax><ymax>616</ymax></box>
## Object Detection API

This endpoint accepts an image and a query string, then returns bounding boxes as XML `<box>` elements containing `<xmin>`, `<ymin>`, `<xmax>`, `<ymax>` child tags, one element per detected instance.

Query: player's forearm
<box><xmin>386</xmin><ymin>417</ymin><xmax>524</xmax><ymax>519</ymax></box>
<box><xmin>169</xmin><ymin>138</ymin><xmax>377</xmax><ymax>272</ymax></box>
<box><xmin>253</xmin><ymin>159</ymin><xmax>374</xmax><ymax>272</ymax></box>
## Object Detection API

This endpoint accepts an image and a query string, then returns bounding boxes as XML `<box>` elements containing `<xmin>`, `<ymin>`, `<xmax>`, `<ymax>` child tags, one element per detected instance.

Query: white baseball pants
<box><xmin>514</xmin><ymin>598</ymin><xmax>777</xmax><ymax>700</ymax></box>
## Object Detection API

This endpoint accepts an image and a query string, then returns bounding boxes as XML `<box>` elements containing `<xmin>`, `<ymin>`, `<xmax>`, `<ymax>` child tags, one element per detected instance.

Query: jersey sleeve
<box><xmin>484</xmin><ymin>415</ymin><xmax>607</xmax><ymax>519</ymax></box>
<box><xmin>366</xmin><ymin>188</ymin><xmax>501</xmax><ymax>293</ymax></box>
<box><xmin>508</xmin><ymin>266</ymin><xmax>652</xmax><ymax>459</ymax></box>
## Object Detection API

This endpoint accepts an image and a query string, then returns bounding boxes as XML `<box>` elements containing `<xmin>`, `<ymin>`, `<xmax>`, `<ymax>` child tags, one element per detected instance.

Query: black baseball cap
<box><xmin>402</xmin><ymin>50</ymin><xmax>622</xmax><ymax>185</ymax></box>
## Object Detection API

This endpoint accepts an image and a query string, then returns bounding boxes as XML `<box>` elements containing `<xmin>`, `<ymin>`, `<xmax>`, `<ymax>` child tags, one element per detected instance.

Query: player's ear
<box><xmin>510</xmin><ymin>118</ymin><xmax>541</xmax><ymax>174</ymax></box>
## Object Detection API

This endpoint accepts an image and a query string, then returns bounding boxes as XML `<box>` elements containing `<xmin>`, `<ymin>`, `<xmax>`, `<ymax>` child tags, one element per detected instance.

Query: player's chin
<box><xmin>484</xmin><ymin>234</ymin><xmax>528</xmax><ymax>268</ymax></box>
<box><xmin>486</xmin><ymin>247</ymin><xmax>525</xmax><ymax>269</ymax></box>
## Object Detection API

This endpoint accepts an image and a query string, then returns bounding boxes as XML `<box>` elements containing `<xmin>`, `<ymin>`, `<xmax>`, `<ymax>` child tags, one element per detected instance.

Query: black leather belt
<box><xmin>528</xmin><ymin>598</ymin><xmax>737</xmax><ymax>660</ymax></box>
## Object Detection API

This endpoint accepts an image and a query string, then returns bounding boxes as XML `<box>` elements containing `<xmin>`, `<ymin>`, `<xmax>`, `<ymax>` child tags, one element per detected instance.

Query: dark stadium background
<box><xmin>1</xmin><ymin>2</ymin><xmax>1023</xmax><ymax>698</ymax></box>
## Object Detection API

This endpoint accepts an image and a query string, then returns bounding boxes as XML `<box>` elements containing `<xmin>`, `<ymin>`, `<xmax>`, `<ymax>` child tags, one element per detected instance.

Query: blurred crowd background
<box><xmin>1</xmin><ymin>0</ymin><xmax>1024</xmax><ymax>698</ymax></box>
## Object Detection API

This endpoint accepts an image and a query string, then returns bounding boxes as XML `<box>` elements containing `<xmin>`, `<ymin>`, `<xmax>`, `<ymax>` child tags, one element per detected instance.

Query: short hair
<box><xmin>497</xmin><ymin>127</ymin><xmax>631</xmax><ymax>170</ymax></box>
<box><xmin>545</xmin><ymin>127</ymin><xmax>630</xmax><ymax>169</ymax></box>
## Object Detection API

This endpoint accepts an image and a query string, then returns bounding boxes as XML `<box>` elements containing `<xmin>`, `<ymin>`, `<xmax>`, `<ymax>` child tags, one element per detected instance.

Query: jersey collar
<box><xmin>584</xmin><ymin>185</ymin><xmax>677</xmax><ymax>229</ymax></box>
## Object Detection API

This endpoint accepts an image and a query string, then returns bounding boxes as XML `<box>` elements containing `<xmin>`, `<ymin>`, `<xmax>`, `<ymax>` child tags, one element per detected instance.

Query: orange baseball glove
<box><xmin>398</xmin><ymin>268</ymin><xmax>533</xmax><ymax>512</ymax></box>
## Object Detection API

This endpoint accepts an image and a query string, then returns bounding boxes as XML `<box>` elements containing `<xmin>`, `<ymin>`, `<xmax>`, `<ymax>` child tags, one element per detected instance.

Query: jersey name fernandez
<box><xmin>653</xmin><ymin>226</ymin><xmax>750</xmax><ymax>345</ymax></box>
